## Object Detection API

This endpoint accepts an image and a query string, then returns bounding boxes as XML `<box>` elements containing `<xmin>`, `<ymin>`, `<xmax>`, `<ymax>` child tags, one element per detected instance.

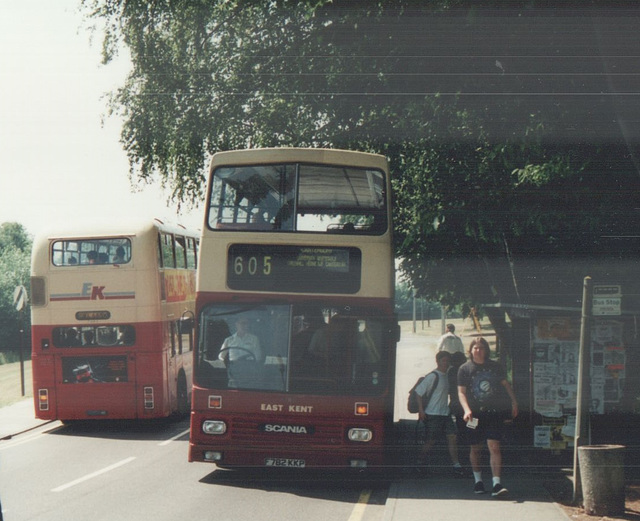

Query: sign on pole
<box><xmin>592</xmin><ymin>285</ymin><xmax>621</xmax><ymax>316</ymax></box>
<box><xmin>13</xmin><ymin>285</ymin><xmax>27</xmax><ymax>312</ymax></box>
<box><xmin>12</xmin><ymin>285</ymin><xmax>29</xmax><ymax>397</ymax></box>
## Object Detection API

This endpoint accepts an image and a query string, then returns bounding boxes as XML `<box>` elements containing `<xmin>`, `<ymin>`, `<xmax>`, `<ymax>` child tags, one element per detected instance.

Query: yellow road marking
<box><xmin>348</xmin><ymin>489</ymin><xmax>372</xmax><ymax>521</ymax></box>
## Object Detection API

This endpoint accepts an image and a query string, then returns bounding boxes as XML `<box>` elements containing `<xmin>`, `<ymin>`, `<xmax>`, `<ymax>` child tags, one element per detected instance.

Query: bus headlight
<box><xmin>202</xmin><ymin>420</ymin><xmax>227</xmax><ymax>435</ymax></box>
<box><xmin>348</xmin><ymin>428</ymin><xmax>372</xmax><ymax>442</ymax></box>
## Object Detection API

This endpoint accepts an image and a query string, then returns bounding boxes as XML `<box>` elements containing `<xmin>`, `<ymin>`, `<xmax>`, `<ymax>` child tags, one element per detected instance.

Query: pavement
<box><xmin>0</xmin><ymin>399</ymin><xmax>52</xmax><ymax>441</ymax></box>
<box><xmin>383</xmin><ymin>474</ymin><xmax>570</xmax><ymax>521</ymax></box>
<box><xmin>0</xmin><ymin>400</ymin><xmax>572</xmax><ymax>520</ymax></box>
<box><xmin>381</xmin><ymin>419</ymin><xmax>572</xmax><ymax>521</ymax></box>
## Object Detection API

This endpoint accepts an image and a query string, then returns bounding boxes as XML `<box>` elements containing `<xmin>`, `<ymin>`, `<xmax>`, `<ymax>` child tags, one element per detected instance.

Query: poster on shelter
<box><xmin>534</xmin><ymin>426</ymin><xmax>551</xmax><ymax>448</ymax></box>
<box><xmin>535</xmin><ymin>317</ymin><xmax>580</xmax><ymax>341</ymax></box>
<box><xmin>592</xmin><ymin>320</ymin><xmax>625</xmax><ymax>405</ymax></box>
<box><xmin>533</xmin><ymin>318</ymin><xmax>626</xmax><ymax>419</ymax></box>
<box><xmin>533</xmin><ymin>340</ymin><xmax>579</xmax><ymax>416</ymax></box>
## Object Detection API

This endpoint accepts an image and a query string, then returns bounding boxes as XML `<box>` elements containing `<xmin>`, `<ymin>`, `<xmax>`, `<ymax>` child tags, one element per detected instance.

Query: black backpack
<box><xmin>407</xmin><ymin>371</ymin><xmax>439</xmax><ymax>414</ymax></box>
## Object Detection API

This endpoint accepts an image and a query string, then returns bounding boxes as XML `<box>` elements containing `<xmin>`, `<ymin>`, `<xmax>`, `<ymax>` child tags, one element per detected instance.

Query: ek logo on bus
<box><xmin>82</xmin><ymin>283</ymin><xmax>106</xmax><ymax>300</ymax></box>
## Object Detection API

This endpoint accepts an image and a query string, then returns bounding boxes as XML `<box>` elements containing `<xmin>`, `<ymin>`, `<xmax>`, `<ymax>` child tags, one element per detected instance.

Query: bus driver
<box><xmin>219</xmin><ymin>317</ymin><xmax>263</xmax><ymax>363</ymax></box>
<box><xmin>218</xmin><ymin>317</ymin><xmax>263</xmax><ymax>388</ymax></box>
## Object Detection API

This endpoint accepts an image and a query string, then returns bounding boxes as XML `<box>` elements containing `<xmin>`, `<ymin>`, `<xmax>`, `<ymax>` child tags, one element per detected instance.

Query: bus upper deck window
<box><xmin>52</xmin><ymin>238</ymin><xmax>131</xmax><ymax>266</ymax></box>
<box><xmin>208</xmin><ymin>163</ymin><xmax>387</xmax><ymax>233</ymax></box>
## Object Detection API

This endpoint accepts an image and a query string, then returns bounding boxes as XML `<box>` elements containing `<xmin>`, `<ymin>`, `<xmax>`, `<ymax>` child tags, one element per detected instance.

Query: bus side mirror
<box><xmin>393</xmin><ymin>324</ymin><xmax>401</xmax><ymax>343</ymax></box>
<box><xmin>180</xmin><ymin>317</ymin><xmax>194</xmax><ymax>333</ymax></box>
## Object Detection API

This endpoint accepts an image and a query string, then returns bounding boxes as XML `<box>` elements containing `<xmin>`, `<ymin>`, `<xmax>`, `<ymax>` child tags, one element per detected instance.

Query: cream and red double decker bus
<box><xmin>189</xmin><ymin>148</ymin><xmax>399</xmax><ymax>469</ymax></box>
<box><xmin>30</xmin><ymin>219</ymin><xmax>198</xmax><ymax>421</ymax></box>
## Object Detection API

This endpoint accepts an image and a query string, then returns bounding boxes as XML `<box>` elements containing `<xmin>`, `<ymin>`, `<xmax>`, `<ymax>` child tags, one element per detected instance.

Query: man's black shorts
<box><xmin>466</xmin><ymin>411</ymin><xmax>507</xmax><ymax>444</ymax></box>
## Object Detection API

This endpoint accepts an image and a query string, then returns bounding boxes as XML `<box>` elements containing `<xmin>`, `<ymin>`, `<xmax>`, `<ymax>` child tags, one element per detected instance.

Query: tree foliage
<box><xmin>395</xmin><ymin>280</ymin><xmax>445</xmax><ymax>321</ymax></box>
<box><xmin>82</xmin><ymin>1</ymin><xmax>640</xmax><ymax>309</ymax></box>
<box><xmin>0</xmin><ymin>223</ymin><xmax>31</xmax><ymax>353</ymax></box>
<box><xmin>84</xmin><ymin>1</ymin><xmax>495</xmax><ymax>204</ymax></box>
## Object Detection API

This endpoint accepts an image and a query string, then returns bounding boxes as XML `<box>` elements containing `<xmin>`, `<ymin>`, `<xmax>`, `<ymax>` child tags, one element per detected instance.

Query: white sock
<box><xmin>492</xmin><ymin>477</ymin><xmax>501</xmax><ymax>487</ymax></box>
<box><xmin>473</xmin><ymin>471</ymin><xmax>482</xmax><ymax>483</ymax></box>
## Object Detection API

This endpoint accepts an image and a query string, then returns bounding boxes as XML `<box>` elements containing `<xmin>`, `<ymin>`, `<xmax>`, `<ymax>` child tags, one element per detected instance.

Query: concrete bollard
<box><xmin>578</xmin><ymin>444</ymin><xmax>625</xmax><ymax>517</ymax></box>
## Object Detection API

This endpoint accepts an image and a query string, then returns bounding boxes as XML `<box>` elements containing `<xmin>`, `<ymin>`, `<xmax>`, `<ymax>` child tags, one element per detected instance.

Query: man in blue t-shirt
<box><xmin>458</xmin><ymin>337</ymin><xmax>518</xmax><ymax>497</ymax></box>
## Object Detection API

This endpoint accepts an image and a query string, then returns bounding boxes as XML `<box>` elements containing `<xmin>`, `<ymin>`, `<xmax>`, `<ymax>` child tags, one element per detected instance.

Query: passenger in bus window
<box><xmin>356</xmin><ymin>322</ymin><xmax>381</xmax><ymax>363</ymax></box>
<box><xmin>118</xmin><ymin>326</ymin><xmax>135</xmax><ymax>345</ymax></box>
<box><xmin>293</xmin><ymin>310</ymin><xmax>327</xmax><ymax>375</ymax></box>
<box><xmin>87</xmin><ymin>251</ymin><xmax>98</xmax><ymax>264</ymax></box>
<box><xmin>250</xmin><ymin>210</ymin><xmax>272</xmax><ymax>230</ymax></box>
<box><xmin>307</xmin><ymin>315</ymin><xmax>329</xmax><ymax>361</ymax></box>
<box><xmin>64</xmin><ymin>328</ymin><xmax>81</xmax><ymax>347</ymax></box>
<box><xmin>98</xmin><ymin>252</ymin><xmax>109</xmax><ymax>264</ymax></box>
<box><xmin>113</xmin><ymin>246</ymin><xmax>128</xmax><ymax>264</ymax></box>
<box><xmin>342</xmin><ymin>222</ymin><xmax>355</xmax><ymax>233</ymax></box>
<box><xmin>83</xmin><ymin>330</ymin><xmax>95</xmax><ymax>346</ymax></box>
<box><xmin>273</xmin><ymin>201</ymin><xmax>294</xmax><ymax>230</ymax></box>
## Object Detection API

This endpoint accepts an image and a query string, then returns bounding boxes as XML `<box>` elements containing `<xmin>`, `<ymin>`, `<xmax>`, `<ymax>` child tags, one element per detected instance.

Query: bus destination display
<box><xmin>227</xmin><ymin>244</ymin><xmax>361</xmax><ymax>294</ymax></box>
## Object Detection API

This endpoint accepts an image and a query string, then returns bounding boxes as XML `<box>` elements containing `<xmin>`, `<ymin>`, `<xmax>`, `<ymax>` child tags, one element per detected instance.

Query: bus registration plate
<box><xmin>265</xmin><ymin>458</ymin><xmax>306</xmax><ymax>468</ymax></box>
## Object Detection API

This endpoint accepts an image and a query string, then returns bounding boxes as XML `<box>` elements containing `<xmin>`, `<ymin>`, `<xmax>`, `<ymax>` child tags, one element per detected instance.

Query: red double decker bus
<box><xmin>30</xmin><ymin>219</ymin><xmax>198</xmax><ymax>421</ymax></box>
<box><xmin>189</xmin><ymin>148</ymin><xmax>399</xmax><ymax>469</ymax></box>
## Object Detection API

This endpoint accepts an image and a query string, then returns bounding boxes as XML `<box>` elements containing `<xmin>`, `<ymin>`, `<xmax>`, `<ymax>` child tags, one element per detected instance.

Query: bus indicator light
<box><xmin>355</xmin><ymin>402</ymin><xmax>369</xmax><ymax>416</ymax></box>
<box><xmin>143</xmin><ymin>386</ymin><xmax>155</xmax><ymax>409</ymax></box>
<box><xmin>38</xmin><ymin>389</ymin><xmax>49</xmax><ymax>411</ymax></box>
<box><xmin>208</xmin><ymin>395</ymin><xmax>222</xmax><ymax>409</ymax></box>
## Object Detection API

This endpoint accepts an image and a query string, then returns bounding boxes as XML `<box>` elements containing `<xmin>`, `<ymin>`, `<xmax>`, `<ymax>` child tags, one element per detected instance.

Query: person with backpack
<box><xmin>415</xmin><ymin>350</ymin><xmax>465</xmax><ymax>477</ymax></box>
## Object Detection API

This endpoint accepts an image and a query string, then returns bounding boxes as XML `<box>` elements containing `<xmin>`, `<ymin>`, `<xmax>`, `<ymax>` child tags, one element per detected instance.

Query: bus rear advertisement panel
<box><xmin>62</xmin><ymin>355</ymin><xmax>128</xmax><ymax>383</ymax></box>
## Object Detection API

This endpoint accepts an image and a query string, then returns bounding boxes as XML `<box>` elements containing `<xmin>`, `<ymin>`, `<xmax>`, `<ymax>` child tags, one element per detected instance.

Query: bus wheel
<box><xmin>177</xmin><ymin>372</ymin><xmax>189</xmax><ymax>417</ymax></box>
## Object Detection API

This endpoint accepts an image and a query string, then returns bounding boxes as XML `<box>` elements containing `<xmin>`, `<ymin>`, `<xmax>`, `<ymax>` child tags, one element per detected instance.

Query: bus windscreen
<box><xmin>195</xmin><ymin>304</ymin><xmax>391</xmax><ymax>395</ymax></box>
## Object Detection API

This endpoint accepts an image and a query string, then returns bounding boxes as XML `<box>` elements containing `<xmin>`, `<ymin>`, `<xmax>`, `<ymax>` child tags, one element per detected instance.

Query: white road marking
<box><xmin>158</xmin><ymin>428</ymin><xmax>190</xmax><ymax>446</ymax></box>
<box><xmin>51</xmin><ymin>456</ymin><xmax>136</xmax><ymax>492</ymax></box>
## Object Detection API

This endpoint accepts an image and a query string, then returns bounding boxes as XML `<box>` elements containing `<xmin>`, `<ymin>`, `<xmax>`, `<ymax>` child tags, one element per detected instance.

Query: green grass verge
<box><xmin>0</xmin><ymin>360</ymin><xmax>32</xmax><ymax>408</ymax></box>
